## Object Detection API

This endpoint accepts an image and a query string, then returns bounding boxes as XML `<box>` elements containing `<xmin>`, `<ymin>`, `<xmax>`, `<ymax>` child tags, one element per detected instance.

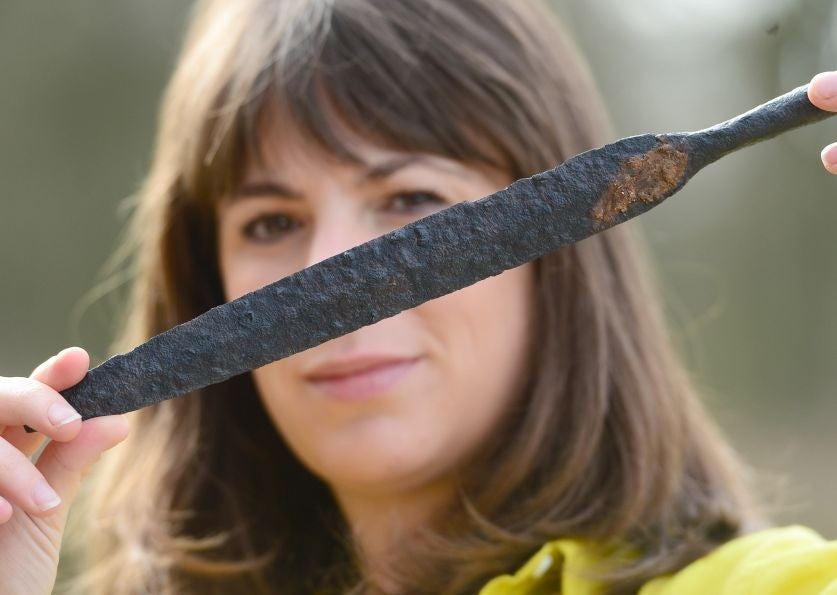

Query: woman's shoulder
<box><xmin>479</xmin><ymin>524</ymin><xmax>837</xmax><ymax>595</ymax></box>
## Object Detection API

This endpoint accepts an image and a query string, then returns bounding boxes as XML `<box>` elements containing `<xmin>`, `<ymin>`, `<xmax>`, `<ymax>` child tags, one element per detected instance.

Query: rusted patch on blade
<box><xmin>592</xmin><ymin>136</ymin><xmax>689</xmax><ymax>225</ymax></box>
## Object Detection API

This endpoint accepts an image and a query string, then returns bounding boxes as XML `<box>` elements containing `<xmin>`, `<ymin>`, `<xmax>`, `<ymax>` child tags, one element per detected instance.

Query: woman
<box><xmin>0</xmin><ymin>1</ymin><xmax>835</xmax><ymax>593</ymax></box>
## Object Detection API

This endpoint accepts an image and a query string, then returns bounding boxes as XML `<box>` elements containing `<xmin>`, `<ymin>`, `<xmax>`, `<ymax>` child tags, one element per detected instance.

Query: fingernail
<box><xmin>33</xmin><ymin>479</ymin><xmax>61</xmax><ymax>512</ymax></box>
<box><xmin>812</xmin><ymin>71</ymin><xmax>837</xmax><ymax>100</ymax></box>
<box><xmin>823</xmin><ymin>144</ymin><xmax>837</xmax><ymax>168</ymax></box>
<box><xmin>48</xmin><ymin>402</ymin><xmax>82</xmax><ymax>428</ymax></box>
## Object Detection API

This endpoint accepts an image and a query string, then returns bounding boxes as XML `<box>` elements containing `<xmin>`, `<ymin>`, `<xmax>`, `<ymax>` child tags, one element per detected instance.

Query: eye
<box><xmin>241</xmin><ymin>212</ymin><xmax>301</xmax><ymax>242</ymax></box>
<box><xmin>386</xmin><ymin>191</ymin><xmax>446</xmax><ymax>213</ymax></box>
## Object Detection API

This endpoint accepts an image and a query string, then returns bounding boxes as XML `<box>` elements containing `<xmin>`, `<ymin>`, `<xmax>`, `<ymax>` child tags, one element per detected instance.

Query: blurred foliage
<box><xmin>0</xmin><ymin>0</ymin><xmax>835</xmax><ymax>565</ymax></box>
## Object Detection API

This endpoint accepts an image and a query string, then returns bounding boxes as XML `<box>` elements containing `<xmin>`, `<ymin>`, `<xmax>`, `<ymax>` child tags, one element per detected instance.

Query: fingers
<box><xmin>808</xmin><ymin>71</ymin><xmax>837</xmax><ymax>174</ymax></box>
<box><xmin>821</xmin><ymin>144</ymin><xmax>837</xmax><ymax>175</ymax></box>
<box><xmin>0</xmin><ymin>350</ymin><xmax>87</xmax><ymax>442</ymax></box>
<box><xmin>0</xmin><ymin>346</ymin><xmax>127</xmax><ymax>527</ymax></box>
<box><xmin>0</xmin><ymin>434</ymin><xmax>65</xmax><ymax>516</ymax></box>
<box><xmin>0</xmin><ymin>415</ymin><xmax>129</xmax><ymax>524</ymax></box>
<box><xmin>3</xmin><ymin>425</ymin><xmax>49</xmax><ymax>461</ymax></box>
<box><xmin>32</xmin><ymin>415</ymin><xmax>130</xmax><ymax>523</ymax></box>
<box><xmin>29</xmin><ymin>347</ymin><xmax>89</xmax><ymax>392</ymax></box>
<box><xmin>0</xmin><ymin>378</ymin><xmax>81</xmax><ymax>446</ymax></box>
<box><xmin>0</xmin><ymin>347</ymin><xmax>88</xmax><ymax>461</ymax></box>
<box><xmin>0</xmin><ymin>495</ymin><xmax>12</xmax><ymax>524</ymax></box>
<box><xmin>28</xmin><ymin>347</ymin><xmax>90</xmax><ymax>442</ymax></box>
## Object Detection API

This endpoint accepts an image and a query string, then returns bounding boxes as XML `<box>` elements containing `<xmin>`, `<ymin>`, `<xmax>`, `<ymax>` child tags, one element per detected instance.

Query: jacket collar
<box><xmin>479</xmin><ymin>538</ymin><xmax>608</xmax><ymax>594</ymax></box>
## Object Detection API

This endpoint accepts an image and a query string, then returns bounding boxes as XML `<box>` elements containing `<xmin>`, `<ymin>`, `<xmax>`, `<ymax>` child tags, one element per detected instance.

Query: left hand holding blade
<box><xmin>808</xmin><ymin>71</ymin><xmax>837</xmax><ymax>174</ymax></box>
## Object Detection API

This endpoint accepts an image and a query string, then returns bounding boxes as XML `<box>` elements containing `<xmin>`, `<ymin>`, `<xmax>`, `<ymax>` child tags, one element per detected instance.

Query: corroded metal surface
<box><xmin>591</xmin><ymin>136</ymin><xmax>689</xmax><ymax>225</ymax></box>
<box><xmin>24</xmin><ymin>83</ymin><xmax>834</xmax><ymax>432</ymax></box>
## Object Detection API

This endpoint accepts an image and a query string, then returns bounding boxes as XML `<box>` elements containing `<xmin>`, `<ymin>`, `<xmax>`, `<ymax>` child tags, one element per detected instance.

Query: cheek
<box><xmin>218</xmin><ymin>245</ymin><xmax>291</xmax><ymax>302</ymax></box>
<box><xmin>424</xmin><ymin>261</ymin><xmax>535</xmax><ymax>369</ymax></box>
<box><xmin>417</xmin><ymin>262</ymin><xmax>536</xmax><ymax>443</ymax></box>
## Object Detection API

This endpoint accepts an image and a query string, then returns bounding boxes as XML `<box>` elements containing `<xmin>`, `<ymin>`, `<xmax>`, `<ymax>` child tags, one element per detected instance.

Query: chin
<box><xmin>315</xmin><ymin>437</ymin><xmax>436</xmax><ymax>489</ymax></box>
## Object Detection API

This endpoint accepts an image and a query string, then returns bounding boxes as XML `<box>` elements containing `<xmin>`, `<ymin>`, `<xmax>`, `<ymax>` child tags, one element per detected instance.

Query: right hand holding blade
<box><xmin>0</xmin><ymin>347</ymin><xmax>130</xmax><ymax>595</ymax></box>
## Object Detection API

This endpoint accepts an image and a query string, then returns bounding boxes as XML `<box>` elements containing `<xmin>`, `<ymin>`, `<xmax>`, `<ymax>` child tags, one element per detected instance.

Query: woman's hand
<box><xmin>808</xmin><ymin>71</ymin><xmax>837</xmax><ymax>174</ymax></box>
<box><xmin>0</xmin><ymin>347</ymin><xmax>130</xmax><ymax>595</ymax></box>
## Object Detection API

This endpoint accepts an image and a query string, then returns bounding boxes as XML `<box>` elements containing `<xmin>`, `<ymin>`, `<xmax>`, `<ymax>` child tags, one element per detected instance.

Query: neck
<box><xmin>332</xmin><ymin>478</ymin><xmax>456</xmax><ymax>590</ymax></box>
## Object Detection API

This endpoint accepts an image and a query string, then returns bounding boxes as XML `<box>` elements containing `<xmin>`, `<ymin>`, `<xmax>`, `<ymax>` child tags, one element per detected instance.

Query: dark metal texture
<box><xmin>24</xmin><ymin>83</ymin><xmax>834</xmax><ymax>432</ymax></box>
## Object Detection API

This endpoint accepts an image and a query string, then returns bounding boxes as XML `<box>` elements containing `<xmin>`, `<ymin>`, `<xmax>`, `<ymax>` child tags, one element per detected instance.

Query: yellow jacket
<box><xmin>479</xmin><ymin>525</ymin><xmax>837</xmax><ymax>594</ymax></box>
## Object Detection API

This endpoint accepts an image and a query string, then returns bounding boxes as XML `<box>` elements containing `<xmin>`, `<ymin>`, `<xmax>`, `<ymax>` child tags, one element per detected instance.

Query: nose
<box><xmin>303</xmin><ymin>209</ymin><xmax>378</xmax><ymax>270</ymax></box>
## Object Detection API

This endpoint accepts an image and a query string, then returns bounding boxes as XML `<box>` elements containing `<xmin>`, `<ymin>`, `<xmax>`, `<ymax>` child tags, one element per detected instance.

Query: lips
<box><xmin>304</xmin><ymin>354</ymin><xmax>422</xmax><ymax>400</ymax></box>
<box><xmin>304</xmin><ymin>354</ymin><xmax>421</xmax><ymax>380</ymax></box>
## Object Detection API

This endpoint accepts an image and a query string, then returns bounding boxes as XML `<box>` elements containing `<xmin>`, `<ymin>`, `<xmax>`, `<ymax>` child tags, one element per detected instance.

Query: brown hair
<box><xmin>59</xmin><ymin>0</ymin><xmax>768</xmax><ymax>593</ymax></box>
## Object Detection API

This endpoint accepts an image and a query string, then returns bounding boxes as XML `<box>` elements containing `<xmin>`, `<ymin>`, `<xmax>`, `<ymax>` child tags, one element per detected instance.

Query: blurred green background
<box><xmin>0</xmin><ymin>0</ymin><xmax>835</xmax><ymax>548</ymax></box>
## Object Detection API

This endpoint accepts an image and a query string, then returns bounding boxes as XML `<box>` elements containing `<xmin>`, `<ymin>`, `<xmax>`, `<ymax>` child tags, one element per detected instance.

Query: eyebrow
<box><xmin>363</xmin><ymin>154</ymin><xmax>428</xmax><ymax>180</ymax></box>
<box><xmin>229</xmin><ymin>155</ymin><xmax>465</xmax><ymax>203</ymax></box>
<box><xmin>234</xmin><ymin>180</ymin><xmax>302</xmax><ymax>201</ymax></box>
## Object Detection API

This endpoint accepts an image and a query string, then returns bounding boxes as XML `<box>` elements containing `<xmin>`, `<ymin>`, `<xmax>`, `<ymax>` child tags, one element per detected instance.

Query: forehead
<box><xmin>247</xmin><ymin>114</ymin><xmax>393</xmax><ymax>171</ymax></box>
<box><xmin>242</xmin><ymin>105</ymin><xmax>502</xmax><ymax>184</ymax></box>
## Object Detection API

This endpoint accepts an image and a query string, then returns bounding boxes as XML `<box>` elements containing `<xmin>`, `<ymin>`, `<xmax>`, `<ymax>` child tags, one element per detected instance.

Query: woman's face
<box><xmin>216</xmin><ymin>119</ymin><xmax>536</xmax><ymax>496</ymax></box>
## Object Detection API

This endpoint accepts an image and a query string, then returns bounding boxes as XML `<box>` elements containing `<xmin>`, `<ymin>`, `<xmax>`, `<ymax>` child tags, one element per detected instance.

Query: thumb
<box><xmin>32</xmin><ymin>415</ymin><xmax>130</xmax><ymax>530</ymax></box>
